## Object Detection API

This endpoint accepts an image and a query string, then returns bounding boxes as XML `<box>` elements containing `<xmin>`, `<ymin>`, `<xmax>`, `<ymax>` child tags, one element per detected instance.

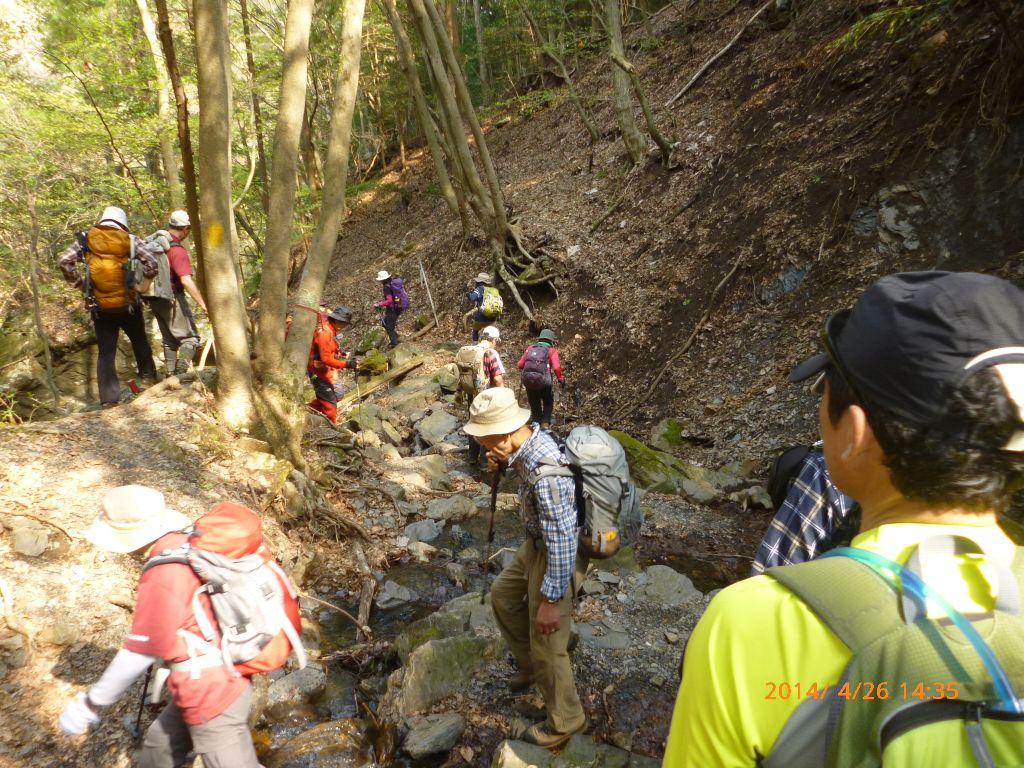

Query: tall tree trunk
<box><xmin>269</xmin><ymin>0</ymin><xmax>368</xmax><ymax>469</ymax></box>
<box><xmin>154</xmin><ymin>0</ymin><xmax>205</xmax><ymax>289</ymax></box>
<box><xmin>606</xmin><ymin>0</ymin><xmax>645</xmax><ymax>165</ymax></box>
<box><xmin>379</xmin><ymin>0</ymin><xmax>467</xmax><ymax>229</ymax></box>
<box><xmin>300</xmin><ymin>101</ymin><xmax>323</xmax><ymax>197</ymax></box>
<box><xmin>195</xmin><ymin>0</ymin><xmax>255</xmax><ymax>429</ymax></box>
<box><xmin>444</xmin><ymin>0</ymin><xmax>462</xmax><ymax>61</ymax></box>
<box><xmin>253</xmin><ymin>0</ymin><xmax>315</xmax><ymax>381</ymax></box>
<box><xmin>26</xmin><ymin>192</ymin><xmax>60</xmax><ymax>406</ymax></box>
<box><xmin>136</xmin><ymin>0</ymin><xmax>183</xmax><ymax>210</ymax></box>
<box><xmin>239</xmin><ymin>0</ymin><xmax>270</xmax><ymax>215</ymax></box>
<box><xmin>472</xmin><ymin>0</ymin><xmax>491</xmax><ymax>104</ymax></box>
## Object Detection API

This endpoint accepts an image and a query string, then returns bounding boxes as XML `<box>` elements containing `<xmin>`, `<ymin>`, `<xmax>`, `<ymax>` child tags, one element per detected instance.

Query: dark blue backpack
<box><xmin>389</xmin><ymin>277</ymin><xmax>410</xmax><ymax>312</ymax></box>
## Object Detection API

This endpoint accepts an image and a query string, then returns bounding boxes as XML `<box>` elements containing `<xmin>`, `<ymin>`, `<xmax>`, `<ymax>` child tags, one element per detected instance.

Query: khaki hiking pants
<box><xmin>491</xmin><ymin>538</ymin><xmax>588</xmax><ymax>735</ymax></box>
<box><xmin>138</xmin><ymin>684</ymin><xmax>260</xmax><ymax>768</ymax></box>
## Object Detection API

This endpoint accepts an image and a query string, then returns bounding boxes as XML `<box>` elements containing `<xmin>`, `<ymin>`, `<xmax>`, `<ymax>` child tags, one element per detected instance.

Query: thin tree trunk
<box><xmin>239</xmin><ymin>0</ymin><xmax>270</xmax><ymax>215</ymax></box>
<box><xmin>606</xmin><ymin>0</ymin><xmax>645</xmax><ymax>165</ymax></box>
<box><xmin>300</xmin><ymin>101</ymin><xmax>323</xmax><ymax>197</ymax></box>
<box><xmin>136</xmin><ymin>0</ymin><xmax>183</xmax><ymax>210</ymax></box>
<box><xmin>254</xmin><ymin>0</ymin><xmax>315</xmax><ymax>380</ymax></box>
<box><xmin>611</xmin><ymin>54</ymin><xmax>672</xmax><ymax>164</ymax></box>
<box><xmin>379</xmin><ymin>0</ymin><xmax>465</xmax><ymax>227</ymax></box>
<box><xmin>154</xmin><ymin>0</ymin><xmax>205</xmax><ymax>291</ymax></box>
<box><xmin>195</xmin><ymin>0</ymin><xmax>255</xmax><ymax>429</ymax></box>
<box><xmin>26</xmin><ymin>192</ymin><xmax>59</xmax><ymax>406</ymax></box>
<box><xmin>444</xmin><ymin>0</ymin><xmax>462</xmax><ymax>61</ymax></box>
<box><xmin>472</xmin><ymin>0</ymin><xmax>491</xmax><ymax>104</ymax></box>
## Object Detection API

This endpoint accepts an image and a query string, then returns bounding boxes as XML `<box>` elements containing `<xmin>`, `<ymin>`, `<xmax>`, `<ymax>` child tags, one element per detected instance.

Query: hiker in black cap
<box><xmin>665</xmin><ymin>271</ymin><xmax>1024</xmax><ymax>767</ymax></box>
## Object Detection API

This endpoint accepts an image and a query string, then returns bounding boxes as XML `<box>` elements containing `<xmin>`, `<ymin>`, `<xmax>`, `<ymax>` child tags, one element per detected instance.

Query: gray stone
<box><xmin>425</xmin><ymin>495</ymin><xmax>476</xmax><ymax>522</ymax></box>
<box><xmin>433</xmin><ymin>364</ymin><xmax>459</xmax><ymax>392</ymax></box>
<box><xmin>383</xmin><ymin>454</ymin><xmax>453</xmax><ymax>492</ymax></box>
<box><xmin>640</xmin><ymin>565</ymin><xmax>702</xmax><ymax>607</ymax></box>
<box><xmin>596</xmin><ymin>571</ymin><xmax>621</xmax><ymax>585</ymax></box>
<box><xmin>444</xmin><ymin>562</ymin><xmax>467</xmax><ymax>586</ymax></box>
<box><xmin>491</xmin><ymin>739</ymin><xmax>554</xmax><ymax>768</ymax></box>
<box><xmin>664</xmin><ymin>630</ymin><xmax>680</xmax><ymax>644</ymax></box>
<box><xmin>408</xmin><ymin>541</ymin><xmax>437</xmax><ymax>562</ymax></box>
<box><xmin>577</xmin><ymin>623</ymin><xmax>630</xmax><ymax>650</ymax></box>
<box><xmin>380</xmin><ymin>421</ymin><xmax>403</xmax><ymax>446</ymax></box>
<box><xmin>376</xmin><ymin>580</ymin><xmax>418</xmax><ymax>609</ymax></box>
<box><xmin>396</xmin><ymin>635</ymin><xmax>503</xmax><ymax>715</ymax></box>
<box><xmin>402</xmin><ymin>713</ymin><xmax>465</xmax><ymax>759</ymax></box>
<box><xmin>729</xmin><ymin>485</ymin><xmax>773</xmax><ymax>510</ymax></box>
<box><xmin>681</xmin><ymin>478</ymin><xmax>721</xmax><ymax>505</ymax></box>
<box><xmin>629</xmin><ymin>755</ymin><xmax>662</xmax><ymax>768</ymax></box>
<box><xmin>265</xmin><ymin>663</ymin><xmax>328</xmax><ymax>718</ymax></box>
<box><xmin>458</xmin><ymin>547</ymin><xmax>482</xmax><ymax>562</ymax></box>
<box><xmin>11</xmin><ymin>526</ymin><xmax>48</xmax><ymax>557</ymax></box>
<box><xmin>405</xmin><ymin>519</ymin><xmax>443</xmax><ymax>543</ymax></box>
<box><xmin>581</xmin><ymin>579</ymin><xmax>605</xmax><ymax>595</ymax></box>
<box><xmin>417</xmin><ymin>409</ymin><xmax>460</xmax><ymax>446</ymax></box>
<box><xmin>390</xmin><ymin>376</ymin><xmax>442</xmax><ymax>417</ymax></box>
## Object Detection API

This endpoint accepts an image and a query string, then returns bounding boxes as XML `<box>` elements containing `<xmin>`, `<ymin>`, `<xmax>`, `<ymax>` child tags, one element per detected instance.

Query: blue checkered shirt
<box><xmin>751</xmin><ymin>452</ymin><xmax>855</xmax><ymax>574</ymax></box>
<box><xmin>508</xmin><ymin>425</ymin><xmax>578</xmax><ymax>601</ymax></box>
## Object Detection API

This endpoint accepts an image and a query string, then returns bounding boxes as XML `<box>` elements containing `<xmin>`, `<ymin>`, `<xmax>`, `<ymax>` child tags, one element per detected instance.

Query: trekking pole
<box><xmin>481</xmin><ymin>461</ymin><xmax>504</xmax><ymax>605</ymax></box>
<box><xmin>132</xmin><ymin>664</ymin><xmax>153</xmax><ymax>741</ymax></box>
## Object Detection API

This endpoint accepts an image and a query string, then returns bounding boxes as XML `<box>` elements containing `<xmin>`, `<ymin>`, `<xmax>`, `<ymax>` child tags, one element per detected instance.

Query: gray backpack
<box><xmin>531</xmin><ymin>425</ymin><xmax>643</xmax><ymax>558</ymax></box>
<box><xmin>141</xmin><ymin>230</ymin><xmax>175</xmax><ymax>302</ymax></box>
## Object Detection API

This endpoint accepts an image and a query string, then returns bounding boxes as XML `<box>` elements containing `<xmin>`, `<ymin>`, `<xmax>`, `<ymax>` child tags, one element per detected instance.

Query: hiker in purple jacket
<box><xmin>517</xmin><ymin>329</ymin><xmax>564</xmax><ymax>428</ymax></box>
<box><xmin>374</xmin><ymin>270</ymin><xmax>405</xmax><ymax>348</ymax></box>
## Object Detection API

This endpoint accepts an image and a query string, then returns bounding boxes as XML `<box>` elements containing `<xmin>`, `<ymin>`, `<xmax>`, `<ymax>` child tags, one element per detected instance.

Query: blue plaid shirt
<box><xmin>508</xmin><ymin>425</ymin><xmax>578</xmax><ymax>600</ymax></box>
<box><xmin>752</xmin><ymin>452</ymin><xmax>855</xmax><ymax>574</ymax></box>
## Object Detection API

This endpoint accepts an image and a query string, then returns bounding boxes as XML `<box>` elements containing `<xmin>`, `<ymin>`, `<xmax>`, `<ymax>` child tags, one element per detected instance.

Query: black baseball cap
<box><xmin>790</xmin><ymin>272</ymin><xmax>1024</xmax><ymax>426</ymax></box>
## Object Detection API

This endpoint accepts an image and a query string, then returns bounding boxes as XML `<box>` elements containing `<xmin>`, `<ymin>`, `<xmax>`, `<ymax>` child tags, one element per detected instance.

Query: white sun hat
<box><xmin>463</xmin><ymin>388</ymin><xmax>532</xmax><ymax>437</ymax></box>
<box><xmin>84</xmin><ymin>485</ymin><xmax>190</xmax><ymax>553</ymax></box>
<box><xmin>375</xmin><ymin>270</ymin><xmax>391</xmax><ymax>281</ymax></box>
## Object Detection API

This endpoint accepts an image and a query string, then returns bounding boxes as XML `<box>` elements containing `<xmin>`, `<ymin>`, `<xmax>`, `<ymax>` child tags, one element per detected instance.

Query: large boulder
<box><xmin>394</xmin><ymin>635</ymin><xmax>503</xmax><ymax>715</ymax></box>
<box><xmin>402</xmin><ymin>713</ymin><xmax>465</xmax><ymax>759</ymax></box>
<box><xmin>389</xmin><ymin>376</ymin><xmax>442</xmax><ymax>417</ymax></box>
<box><xmin>417</xmin><ymin>409</ymin><xmax>460</xmax><ymax>446</ymax></box>
<box><xmin>346</xmin><ymin>403</ymin><xmax>400</xmax><ymax>434</ymax></box>
<box><xmin>267</xmin><ymin>719</ymin><xmax>372</xmax><ymax>768</ymax></box>
<box><xmin>355</xmin><ymin>326</ymin><xmax>388</xmax><ymax>354</ymax></box>
<box><xmin>639</xmin><ymin>565</ymin><xmax>702</xmax><ymax>607</ymax></box>
<box><xmin>425</xmin><ymin>495</ymin><xmax>476</xmax><ymax>522</ymax></box>
<box><xmin>608</xmin><ymin>431</ymin><xmax>710</xmax><ymax>496</ymax></box>
<box><xmin>405</xmin><ymin>519</ymin><xmax>443</xmax><ymax>543</ymax></box>
<box><xmin>433</xmin><ymin>363</ymin><xmax>459</xmax><ymax>392</ymax></box>
<box><xmin>265</xmin><ymin>663</ymin><xmax>328</xmax><ymax>718</ymax></box>
<box><xmin>382</xmin><ymin>454</ymin><xmax>453</xmax><ymax>492</ymax></box>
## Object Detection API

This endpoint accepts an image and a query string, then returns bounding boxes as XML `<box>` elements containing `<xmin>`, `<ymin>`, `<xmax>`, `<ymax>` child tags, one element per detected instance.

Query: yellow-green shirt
<box><xmin>662</xmin><ymin>522</ymin><xmax>1017</xmax><ymax>767</ymax></box>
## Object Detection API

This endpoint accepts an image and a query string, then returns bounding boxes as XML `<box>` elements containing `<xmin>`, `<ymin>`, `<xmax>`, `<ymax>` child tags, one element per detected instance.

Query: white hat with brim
<box><xmin>375</xmin><ymin>270</ymin><xmax>391</xmax><ymax>281</ymax></box>
<box><xmin>84</xmin><ymin>485</ymin><xmax>190</xmax><ymax>554</ymax></box>
<box><xmin>463</xmin><ymin>388</ymin><xmax>532</xmax><ymax>437</ymax></box>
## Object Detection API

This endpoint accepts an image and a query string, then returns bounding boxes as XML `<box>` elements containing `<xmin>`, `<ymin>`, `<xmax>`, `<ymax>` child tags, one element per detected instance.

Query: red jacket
<box><xmin>517</xmin><ymin>343</ymin><xmax>563</xmax><ymax>383</ymax></box>
<box><xmin>307</xmin><ymin>317</ymin><xmax>351</xmax><ymax>384</ymax></box>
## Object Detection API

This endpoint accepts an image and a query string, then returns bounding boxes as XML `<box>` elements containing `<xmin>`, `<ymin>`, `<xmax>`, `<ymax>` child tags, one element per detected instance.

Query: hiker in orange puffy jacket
<box><xmin>517</xmin><ymin>329</ymin><xmax>564</xmax><ymax>428</ymax></box>
<box><xmin>307</xmin><ymin>306</ymin><xmax>356</xmax><ymax>423</ymax></box>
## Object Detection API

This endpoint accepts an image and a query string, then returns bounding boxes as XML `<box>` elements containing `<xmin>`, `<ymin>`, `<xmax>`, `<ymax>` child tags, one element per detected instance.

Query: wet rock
<box><xmin>425</xmin><ymin>496</ymin><xmax>476</xmax><ymax>522</ymax></box>
<box><xmin>609</xmin><ymin>431</ymin><xmax>709</xmax><ymax>494</ymax></box>
<box><xmin>402</xmin><ymin>713</ymin><xmax>465</xmax><ymax>759</ymax></box>
<box><xmin>639</xmin><ymin>565</ymin><xmax>702</xmax><ymax>607</ymax></box>
<box><xmin>599</xmin><ymin>545</ymin><xmax>641</xmax><ymax>575</ymax></box>
<box><xmin>376</xmin><ymin>580</ymin><xmax>418</xmax><ymax>609</ymax></box>
<box><xmin>265</xmin><ymin>663</ymin><xmax>328</xmax><ymax>718</ymax></box>
<box><xmin>11</xmin><ymin>525</ymin><xmax>49</xmax><ymax>557</ymax></box>
<box><xmin>326</xmin><ymin>670</ymin><xmax>358</xmax><ymax>719</ymax></box>
<box><xmin>268</xmin><ymin>718</ymin><xmax>372</xmax><ymax>768</ymax></box>
<box><xmin>417</xmin><ymin>409</ymin><xmax>460</xmax><ymax>446</ymax></box>
<box><xmin>396</xmin><ymin>635</ymin><xmax>503</xmax><ymax>715</ymax></box>
<box><xmin>405</xmin><ymin>519</ymin><xmax>443</xmax><ymax>543</ymax></box>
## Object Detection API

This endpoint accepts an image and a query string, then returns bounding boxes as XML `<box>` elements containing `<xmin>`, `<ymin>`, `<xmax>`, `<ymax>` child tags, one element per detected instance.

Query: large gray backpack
<box><xmin>531</xmin><ymin>425</ymin><xmax>642</xmax><ymax>558</ymax></box>
<box><xmin>141</xmin><ymin>230</ymin><xmax>175</xmax><ymax>301</ymax></box>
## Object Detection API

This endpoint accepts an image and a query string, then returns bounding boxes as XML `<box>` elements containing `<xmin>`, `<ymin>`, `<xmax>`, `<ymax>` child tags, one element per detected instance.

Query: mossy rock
<box><xmin>359</xmin><ymin>349</ymin><xmax>389</xmax><ymax>376</ymax></box>
<box><xmin>650</xmin><ymin>417</ymin><xmax>688</xmax><ymax>452</ymax></box>
<box><xmin>397</xmin><ymin>635</ymin><xmax>503</xmax><ymax>715</ymax></box>
<box><xmin>609</xmin><ymin>430</ymin><xmax>708</xmax><ymax>494</ymax></box>
<box><xmin>356</xmin><ymin>326</ymin><xmax>388</xmax><ymax>354</ymax></box>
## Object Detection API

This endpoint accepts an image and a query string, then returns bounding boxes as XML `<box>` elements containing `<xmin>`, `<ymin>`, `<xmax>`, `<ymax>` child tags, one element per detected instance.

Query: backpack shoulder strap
<box><xmin>765</xmin><ymin>556</ymin><xmax>904</xmax><ymax>652</ymax></box>
<box><xmin>141</xmin><ymin>543</ymin><xmax>192</xmax><ymax>575</ymax></box>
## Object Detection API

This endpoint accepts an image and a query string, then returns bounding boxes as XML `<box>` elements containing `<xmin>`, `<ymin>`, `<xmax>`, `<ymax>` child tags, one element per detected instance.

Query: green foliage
<box><xmin>829</xmin><ymin>2</ymin><xmax>944</xmax><ymax>50</ymax></box>
<box><xmin>486</xmin><ymin>88</ymin><xmax>561</xmax><ymax>121</ymax></box>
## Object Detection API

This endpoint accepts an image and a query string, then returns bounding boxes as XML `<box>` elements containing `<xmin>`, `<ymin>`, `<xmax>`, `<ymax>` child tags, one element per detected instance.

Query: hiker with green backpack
<box><xmin>58</xmin><ymin>206</ymin><xmax>160</xmax><ymax>408</ymax></box>
<box><xmin>464</xmin><ymin>271</ymin><xmax>503</xmax><ymax>341</ymax></box>
<box><xmin>143</xmin><ymin>210</ymin><xmax>208</xmax><ymax>377</ymax></box>
<box><xmin>664</xmin><ymin>271</ymin><xmax>1024</xmax><ymax>767</ymax></box>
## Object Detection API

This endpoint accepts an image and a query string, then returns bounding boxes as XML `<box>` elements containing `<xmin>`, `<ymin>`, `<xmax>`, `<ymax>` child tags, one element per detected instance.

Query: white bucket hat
<box><xmin>168</xmin><ymin>210</ymin><xmax>190</xmax><ymax>227</ymax></box>
<box><xmin>84</xmin><ymin>485</ymin><xmax>190</xmax><ymax>553</ymax></box>
<box><xmin>474</xmin><ymin>272</ymin><xmax>493</xmax><ymax>285</ymax></box>
<box><xmin>481</xmin><ymin>325</ymin><xmax>500</xmax><ymax>340</ymax></box>
<box><xmin>375</xmin><ymin>270</ymin><xmax>391</xmax><ymax>281</ymax></box>
<box><xmin>464</xmin><ymin>388</ymin><xmax>532</xmax><ymax>437</ymax></box>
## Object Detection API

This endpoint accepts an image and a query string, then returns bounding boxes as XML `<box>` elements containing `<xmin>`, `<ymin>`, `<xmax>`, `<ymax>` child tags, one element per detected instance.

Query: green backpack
<box><xmin>480</xmin><ymin>286</ymin><xmax>503</xmax><ymax>319</ymax></box>
<box><xmin>762</xmin><ymin>536</ymin><xmax>1024</xmax><ymax>768</ymax></box>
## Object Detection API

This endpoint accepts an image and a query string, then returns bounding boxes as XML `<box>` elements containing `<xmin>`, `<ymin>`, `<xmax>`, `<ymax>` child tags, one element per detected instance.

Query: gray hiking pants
<box><xmin>147</xmin><ymin>292</ymin><xmax>200</xmax><ymax>375</ymax></box>
<box><xmin>139</xmin><ymin>684</ymin><xmax>260</xmax><ymax>768</ymax></box>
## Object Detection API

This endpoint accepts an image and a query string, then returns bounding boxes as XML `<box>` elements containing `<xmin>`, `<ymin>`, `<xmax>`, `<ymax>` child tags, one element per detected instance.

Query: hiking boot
<box><xmin>512</xmin><ymin>695</ymin><xmax>546</xmax><ymax>720</ymax></box>
<box><xmin>521</xmin><ymin>721</ymin><xmax>586</xmax><ymax>750</ymax></box>
<box><xmin>139</xmin><ymin>375</ymin><xmax>157</xmax><ymax>388</ymax></box>
<box><xmin>508</xmin><ymin>672</ymin><xmax>534</xmax><ymax>693</ymax></box>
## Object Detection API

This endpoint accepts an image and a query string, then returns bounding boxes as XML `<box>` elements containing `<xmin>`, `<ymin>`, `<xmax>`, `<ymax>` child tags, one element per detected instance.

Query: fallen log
<box><xmin>352</xmin><ymin>541</ymin><xmax>376</xmax><ymax>644</ymax></box>
<box><xmin>337</xmin><ymin>357</ymin><xmax>425</xmax><ymax>409</ymax></box>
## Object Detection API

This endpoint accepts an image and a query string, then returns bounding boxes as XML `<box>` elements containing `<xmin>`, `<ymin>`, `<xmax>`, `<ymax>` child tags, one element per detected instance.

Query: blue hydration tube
<box><xmin>823</xmin><ymin>546</ymin><xmax>1023</xmax><ymax>714</ymax></box>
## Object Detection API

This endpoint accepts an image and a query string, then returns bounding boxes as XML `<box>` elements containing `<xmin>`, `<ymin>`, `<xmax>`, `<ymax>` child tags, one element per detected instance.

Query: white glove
<box><xmin>59</xmin><ymin>692</ymin><xmax>100</xmax><ymax>736</ymax></box>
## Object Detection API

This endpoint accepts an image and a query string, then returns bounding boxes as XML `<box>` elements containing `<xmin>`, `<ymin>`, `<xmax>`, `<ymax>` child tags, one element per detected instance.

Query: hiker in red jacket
<box><xmin>58</xmin><ymin>486</ymin><xmax>301</xmax><ymax>768</ymax></box>
<box><xmin>307</xmin><ymin>306</ymin><xmax>356</xmax><ymax>424</ymax></box>
<box><xmin>517</xmin><ymin>329</ymin><xmax>564</xmax><ymax>428</ymax></box>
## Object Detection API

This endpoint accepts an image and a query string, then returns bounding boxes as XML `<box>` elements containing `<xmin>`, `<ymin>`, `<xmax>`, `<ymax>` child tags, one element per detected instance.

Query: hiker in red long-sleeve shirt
<box><xmin>517</xmin><ymin>328</ymin><xmax>564</xmax><ymax>428</ymax></box>
<box><xmin>307</xmin><ymin>306</ymin><xmax>356</xmax><ymax>423</ymax></box>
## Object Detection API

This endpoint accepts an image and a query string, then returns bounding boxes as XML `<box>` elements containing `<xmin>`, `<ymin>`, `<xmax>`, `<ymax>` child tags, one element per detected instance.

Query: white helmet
<box><xmin>98</xmin><ymin>206</ymin><xmax>129</xmax><ymax>231</ymax></box>
<box><xmin>168</xmin><ymin>210</ymin><xmax>190</xmax><ymax>227</ymax></box>
<box><xmin>375</xmin><ymin>270</ymin><xmax>391</xmax><ymax>281</ymax></box>
<box><xmin>481</xmin><ymin>325</ymin><xmax>500</xmax><ymax>340</ymax></box>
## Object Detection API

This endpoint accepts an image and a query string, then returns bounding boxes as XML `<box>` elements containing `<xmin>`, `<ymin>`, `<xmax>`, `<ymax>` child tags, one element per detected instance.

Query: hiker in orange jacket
<box><xmin>307</xmin><ymin>306</ymin><xmax>356</xmax><ymax>424</ymax></box>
